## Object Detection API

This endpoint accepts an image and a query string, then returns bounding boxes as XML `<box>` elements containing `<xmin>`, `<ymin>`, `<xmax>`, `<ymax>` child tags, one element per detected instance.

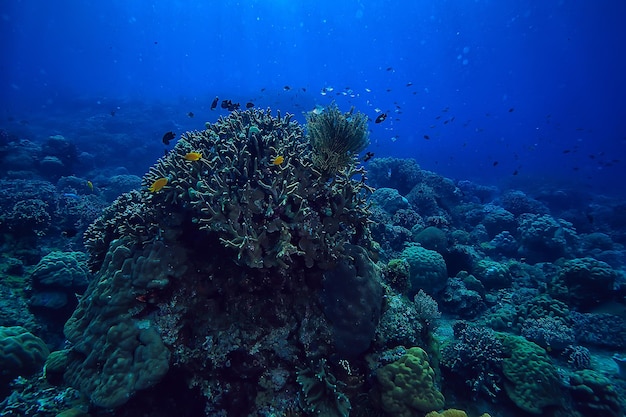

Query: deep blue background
<box><xmin>1</xmin><ymin>1</ymin><xmax>625</xmax><ymax>196</ymax></box>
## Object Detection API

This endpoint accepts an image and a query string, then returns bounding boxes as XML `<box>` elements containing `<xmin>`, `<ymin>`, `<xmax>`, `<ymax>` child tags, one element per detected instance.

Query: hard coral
<box><xmin>142</xmin><ymin>108</ymin><xmax>373</xmax><ymax>270</ymax></box>
<box><xmin>377</xmin><ymin>346</ymin><xmax>444</xmax><ymax>416</ymax></box>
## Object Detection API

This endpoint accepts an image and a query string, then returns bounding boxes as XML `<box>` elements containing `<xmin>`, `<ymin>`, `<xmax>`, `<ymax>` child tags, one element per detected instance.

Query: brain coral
<box><xmin>500</xmin><ymin>334</ymin><xmax>562</xmax><ymax>414</ymax></box>
<box><xmin>401</xmin><ymin>243</ymin><xmax>448</xmax><ymax>295</ymax></box>
<box><xmin>0</xmin><ymin>326</ymin><xmax>50</xmax><ymax>395</ymax></box>
<box><xmin>376</xmin><ymin>346</ymin><xmax>444</xmax><ymax>416</ymax></box>
<box><xmin>550</xmin><ymin>257</ymin><xmax>617</xmax><ymax>309</ymax></box>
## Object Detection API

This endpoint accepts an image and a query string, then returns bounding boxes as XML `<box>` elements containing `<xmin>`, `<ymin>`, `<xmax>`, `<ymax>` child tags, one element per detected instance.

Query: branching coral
<box><xmin>142</xmin><ymin>108</ymin><xmax>373</xmax><ymax>270</ymax></box>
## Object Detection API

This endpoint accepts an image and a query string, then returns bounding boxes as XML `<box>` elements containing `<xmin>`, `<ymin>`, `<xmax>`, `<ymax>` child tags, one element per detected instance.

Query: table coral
<box><xmin>376</xmin><ymin>346</ymin><xmax>444</xmax><ymax>416</ymax></box>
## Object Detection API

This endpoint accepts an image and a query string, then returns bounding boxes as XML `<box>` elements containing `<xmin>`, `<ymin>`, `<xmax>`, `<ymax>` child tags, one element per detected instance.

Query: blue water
<box><xmin>2</xmin><ymin>1</ymin><xmax>625</xmax><ymax>197</ymax></box>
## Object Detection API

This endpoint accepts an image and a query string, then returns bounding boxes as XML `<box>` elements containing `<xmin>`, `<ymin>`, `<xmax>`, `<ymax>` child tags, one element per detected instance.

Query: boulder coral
<box><xmin>500</xmin><ymin>334</ymin><xmax>562</xmax><ymax>414</ymax></box>
<box><xmin>376</xmin><ymin>346</ymin><xmax>444</xmax><ymax>416</ymax></box>
<box><xmin>550</xmin><ymin>257</ymin><xmax>618</xmax><ymax>309</ymax></box>
<box><xmin>0</xmin><ymin>326</ymin><xmax>50</xmax><ymax>397</ymax></box>
<box><xmin>401</xmin><ymin>243</ymin><xmax>448</xmax><ymax>295</ymax></box>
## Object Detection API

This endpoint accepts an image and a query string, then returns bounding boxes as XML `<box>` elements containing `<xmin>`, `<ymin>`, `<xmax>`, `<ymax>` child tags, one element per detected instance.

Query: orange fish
<box><xmin>148</xmin><ymin>177</ymin><xmax>168</xmax><ymax>192</ymax></box>
<box><xmin>271</xmin><ymin>155</ymin><xmax>284</xmax><ymax>165</ymax></box>
<box><xmin>184</xmin><ymin>152</ymin><xmax>202</xmax><ymax>161</ymax></box>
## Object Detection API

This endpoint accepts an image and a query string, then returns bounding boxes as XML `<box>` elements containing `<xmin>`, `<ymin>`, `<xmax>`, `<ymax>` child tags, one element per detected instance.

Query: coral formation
<box><xmin>369</xmin><ymin>187</ymin><xmax>409</xmax><ymax>214</ymax></box>
<box><xmin>441</xmin><ymin>322</ymin><xmax>503</xmax><ymax>400</ymax></box>
<box><xmin>401</xmin><ymin>243</ymin><xmax>448</xmax><ymax>295</ymax></box>
<box><xmin>550</xmin><ymin>257</ymin><xmax>617</xmax><ymax>309</ymax></box>
<box><xmin>500</xmin><ymin>334</ymin><xmax>562</xmax><ymax>414</ymax></box>
<box><xmin>0</xmin><ymin>326</ymin><xmax>50</xmax><ymax>397</ymax></box>
<box><xmin>296</xmin><ymin>359</ymin><xmax>351</xmax><ymax>417</ymax></box>
<box><xmin>376</xmin><ymin>346</ymin><xmax>444</xmax><ymax>416</ymax></box>
<box><xmin>142</xmin><ymin>108</ymin><xmax>373</xmax><ymax>270</ymax></box>
<box><xmin>28</xmin><ymin>251</ymin><xmax>91</xmax><ymax>312</ymax></box>
<box><xmin>63</xmin><ymin>239</ymin><xmax>178</xmax><ymax>408</ymax></box>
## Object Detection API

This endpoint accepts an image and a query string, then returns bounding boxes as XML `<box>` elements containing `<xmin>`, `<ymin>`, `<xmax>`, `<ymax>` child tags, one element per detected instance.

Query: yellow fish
<box><xmin>184</xmin><ymin>152</ymin><xmax>202</xmax><ymax>161</ymax></box>
<box><xmin>148</xmin><ymin>177</ymin><xmax>168</xmax><ymax>192</ymax></box>
<box><xmin>271</xmin><ymin>155</ymin><xmax>284</xmax><ymax>165</ymax></box>
<box><xmin>86</xmin><ymin>180</ymin><xmax>93</xmax><ymax>191</ymax></box>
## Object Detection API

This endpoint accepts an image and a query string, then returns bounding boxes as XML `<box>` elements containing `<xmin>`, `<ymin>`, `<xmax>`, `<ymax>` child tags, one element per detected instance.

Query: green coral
<box><xmin>0</xmin><ymin>326</ymin><xmax>50</xmax><ymax>396</ymax></box>
<box><xmin>500</xmin><ymin>334</ymin><xmax>562</xmax><ymax>414</ymax></box>
<box><xmin>306</xmin><ymin>102</ymin><xmax>369</xmax><ymax>177</ymax></box>
<box><xmin>296</xmin><ymin>359</ymin><xmax>351</xmax><ymax>417</ymax></box>
<box><xmin>569</xmin><ymin>369</ymin><xmax>623</xmax><ymax>417</ymax></box>
<box><xmin>63</xmin><ymin>239</ymin><xmax>182</xmax><ymax>408</ymax></box>
<box><xmin>376</xmin><ymin>346</ymin><xmax>444</xmax><ymax>416</ymax></box>
<box><xmin>401</xmin><ymin>243</ymin><xmax>448</xmax><ymax>295</ymax></box>
<box><xmin>384</xmin><ymin>258</ymin><xmax>411</xmax><ymax>293</ymax></box>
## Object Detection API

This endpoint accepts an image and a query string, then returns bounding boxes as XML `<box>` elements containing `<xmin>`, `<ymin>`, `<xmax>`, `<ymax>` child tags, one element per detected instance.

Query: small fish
<box><xmin>563</xmin><ymin>149</ymin><xmax>571</xmax><ymax>154</ymax></box>
<box><xmin>86</xmin><ymin>180</ymin><xmax>93</xmax><ymax>191</ymax></box>
<box><xmin>513</xmin><ymin>170</ymin><xmax>519</xmax><ymax>176</ymax></box>
<box><xmin>362</xmin><ymin>151</ymin><xmax>375</xmax><ymax>162</ymax></box>
<box><xmin>184</xmin><ymin>152</ymin><xmax>202</xmax><ymax>161</ymax></box>
<box><xmin>148</xmin><ymin>177</ymin><xmax>168</xmax><ymax>193</ymax></box>
<box><xmin>221</xmin><ymin>100</ymin><xmax>231</xmax><ymax>109</ymax></box>
<box><xmin>406</xmin><ymin>82</ymin><xmax>413</xmax><ymax>87</ymax></box>
<box><xmin>423</xmin><ymin>135</ymin><xmax>430</xmax><ymax>140</ymax></box>
<box><xmin>375</xmin><ymin>113</ymin><xmax>387</xmax><ymax>123</ymax></box>
<box><xmin>386</xmin><ymin>67</ymin><xmax>394</xmax><ymax>71</ymax></box>
<box><xmin>210</xmin><ymin>96</ymin><xmax>219</xmax><ymax>110</ymax></box>
<box><xmin>493</xmin><ymin>161</ymin><xmax>499</xmax><ymax>167</ymax></box>
<box><xmin>283</xmin><ymin>85</ymin><xmax>291</xmax><ymax>91</ymax></box>
<box><xmin>271</xmin><ymin>155</ymin><xmax>285</xmax><ymax>165</ymax></box>
<box><xmin>63</xmin><ymin>193</ymin><xmax>80</xmax><ymax>200</ymax></box>
<box><xmin>227</xmin><ymin>102</ymin><xmax>240</xmax><ymax>111</ymax></box>
<box><xmin>187</xmin><ymin>112</ymin><xmax>194</xmax><ymax>118</ymax></box>
<box><xmin>508</xmin><ymin>108</ymin><xmax>514</xmax><ymax>112</ymax></box>
<box><xmin>246</xmin><ymin>102</ymin><xmax>254</xmax><ymax>109</ymax></box>
<box><xmin>110</xmin><ymin>110</ymin><xmax>116</xmax><ymax>117</ymax></box>
<box><xmin>162</xmin><ymin>131</ymin><xmax>175</xmax><ymax>145</ymax></box>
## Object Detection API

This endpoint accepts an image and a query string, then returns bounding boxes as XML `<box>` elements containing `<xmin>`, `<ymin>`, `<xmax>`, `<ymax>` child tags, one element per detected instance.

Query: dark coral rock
<box><xmin>321</xmin><ymin>245</ymin><xmax>382</xmax><ymax>357</ymax></box>
<box><xmin>441</xmin><ymin>277</ymin><xmax>485</xmax><ymax>318</ymax></box>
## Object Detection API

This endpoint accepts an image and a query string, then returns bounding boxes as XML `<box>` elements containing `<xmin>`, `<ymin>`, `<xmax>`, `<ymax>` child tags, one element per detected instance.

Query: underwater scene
<box><xmin>1</xmin><ymin>1</ymin><xmax>625</xmax><ymax>417</ymax></box>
